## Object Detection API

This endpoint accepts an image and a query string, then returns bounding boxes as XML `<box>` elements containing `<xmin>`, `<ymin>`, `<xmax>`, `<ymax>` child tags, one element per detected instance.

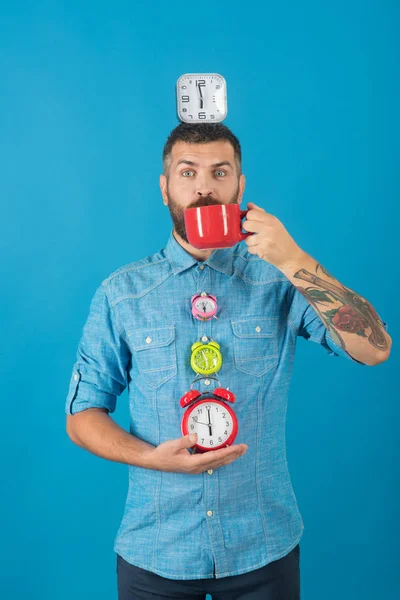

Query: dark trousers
<box><xmin>117</xmin><ymin>544</ymin><xmax>300</xmax><ymax>600</ymax></box>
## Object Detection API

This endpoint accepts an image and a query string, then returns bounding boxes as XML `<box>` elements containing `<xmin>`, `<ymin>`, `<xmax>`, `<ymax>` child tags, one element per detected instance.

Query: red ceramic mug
<box><xmin>184</xmin><ymin>203</ymin><xmax>254</xmax><ymax>249</ymax></box>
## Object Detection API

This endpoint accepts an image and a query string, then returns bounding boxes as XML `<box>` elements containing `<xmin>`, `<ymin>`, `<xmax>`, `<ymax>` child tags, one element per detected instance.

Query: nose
<box><xmin>196</xmin><ymin>189</ymin><xmax>213</xmax><ymax>198</ymax></box>
<box><xmin>195</xmin><ymin>175</ymin><xmax>214</xmax><ymax>198</ymax></box>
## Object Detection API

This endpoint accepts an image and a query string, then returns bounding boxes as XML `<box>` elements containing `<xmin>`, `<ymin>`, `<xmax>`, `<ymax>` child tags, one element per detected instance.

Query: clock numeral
<box><xmin>181</xmin><ymin>85</ymin><xmax>187</xmax><ymax>89</ymax></box>
<box><xmin>215</xmin><ymin>84</ymin><xmax>221</xmax><ymax>89</ymax></box>
<box><xmin>181</xmin><ymin>95</ymin><xmax>189</xmax><ymax>102</ymax></box>
<box><xmin>198</xmin><ymin>409</ymin><xmax>203</xmax><ymax>414</ymax></box>
<box><xmin>210</xmin><ymin>114</ymin><xmax>215</xmax><ymax>119</ymax></box>
<box><xmin>218</xmin><ymin>437</ymin><xmax>222</xmax><ymax>442</ymax></box>
<box><xmin>224</xmin><ymin>430</ymin><xmax>228</xmax><ymax>435</ymax></box>
<box><xmin>196</xmin><ymin>79</ymin><xmax>205</xmax><ymax>85</ymax></box>
<box><xmin>198</xmin><ymin>112</ymin><xmax>207</xmax><ymax>119</ymax></box>
<box><xmin>225</xmin><ymin>421</ymin><xmax>230</xmax><ymax>426</ymax></box>
<box><xmin>201</xmin><ymin>438</ymin><xmax>204</xmax><ymax>443</ymax></box>
<box><xmin>205</xmin><ymin>405</ymin><xmax>211</xmax><ymax>410</ymax></box>
<box><xmin>210</xmin><ymin>440</ymin><xmax>213</xmax><ymax>445</ymax></box>
<box><xmin>181</xmin><ymin>108</ymin><xmax>187</xmax><ymax>112</ymax></box>
<box><xmin>222</xmin><ymin>412</ymin><xmax>226</xmax><ymax>418</ymax></box>
<box><xmin>193</xmin><ymin>416</ymin><xmax>198</xmax><ymax>422</ymax></box>
<box><xmin>190</xmin><ymin>424</ymin><xmax>194</xmax><ymax>430</ymax></box>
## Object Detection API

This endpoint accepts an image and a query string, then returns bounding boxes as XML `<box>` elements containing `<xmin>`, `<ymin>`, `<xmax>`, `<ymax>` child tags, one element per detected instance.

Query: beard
<box><xmin>165</xmin><ymin>183</ymin><xmax>241</xmax><ymax>244</ymax></box>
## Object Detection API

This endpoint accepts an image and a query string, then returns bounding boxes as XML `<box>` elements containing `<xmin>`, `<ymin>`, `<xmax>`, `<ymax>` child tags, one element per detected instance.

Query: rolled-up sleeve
<box><xmin>287</xmin><ymin>285</ymin><xmax>388</xmax><ymax>364</ymax></box>
<box><xmin>65</xmin><ymin>283</ymin><xmax>131</xmax><ymax>415</ymax></box>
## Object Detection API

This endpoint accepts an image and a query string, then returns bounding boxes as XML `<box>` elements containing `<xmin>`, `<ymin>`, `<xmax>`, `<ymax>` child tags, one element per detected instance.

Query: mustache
<box><xmin>188</xmin><ymin>198</ymin><xmax>223</xmax><ymax>209</ymax></box>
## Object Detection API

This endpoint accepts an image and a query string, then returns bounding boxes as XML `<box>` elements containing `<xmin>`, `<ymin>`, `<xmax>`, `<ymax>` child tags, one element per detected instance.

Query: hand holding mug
<box><xmin>241</xmin><ymin>202</ymin><xmax>304</xmax><ymax>270</ymax></box>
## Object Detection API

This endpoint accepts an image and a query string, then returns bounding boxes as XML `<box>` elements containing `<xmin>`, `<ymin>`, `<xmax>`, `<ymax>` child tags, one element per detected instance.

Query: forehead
<box><xmin>171</xmin><ymin>140</ymin><xmax>235</xmax><ymax>166</ymax></box>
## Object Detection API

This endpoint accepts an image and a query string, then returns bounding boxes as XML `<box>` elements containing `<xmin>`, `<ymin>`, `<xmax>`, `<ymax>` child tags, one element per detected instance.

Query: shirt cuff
<box><xmin>65</xmin><ymin>367</ymin><xmax>117</xmax><ymax>415</ymax></box>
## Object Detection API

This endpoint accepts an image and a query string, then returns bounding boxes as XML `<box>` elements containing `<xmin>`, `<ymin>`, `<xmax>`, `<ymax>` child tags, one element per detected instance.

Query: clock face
<box><xmin>192</xmin><ymin>346</ymin><xmax>221</xmax><ymax>373</ymax></box>
<box><xmin>194</xmin><ymin>298</ymin><xmax>216</xmax><ymax>314</ymax></box>
<box><xmin>183</xmin><ymin>399</ymin><xmax>237</xmax><ymax>450</ymax></box>
<box><xmin>176</xmin><ymin>73</ymin><xmax>227</xmax><ymax>123</ymax></box>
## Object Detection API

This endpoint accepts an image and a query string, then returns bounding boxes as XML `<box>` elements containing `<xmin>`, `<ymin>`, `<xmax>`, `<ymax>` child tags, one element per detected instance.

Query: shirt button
<box><xmin>146</xmin><ymin>337</ymin><xmax>152</xmax><ymax>344</ymax></box>
<box><xmin>199</xmin><ymin>265</ymin><xmax>205</xmax><ymax>270</ymax></box>
<box><xmin>73</xmin><ymin>373</ymin><xmax>78</xmax><ymax>381</ymax></box>
<box><xmin>207</xmin><ymin>469</ymin><xmax>213</xmax><ymax>475</ymax></box>
<box><xmin>255</xmin><ymin>326</ymin><xmax>261</xmax><ymax>332</ymax></box>
<box><xmin>207</xmin><ymin>510</ymin><xmax>213</xmax><ymax>517</ymax></box>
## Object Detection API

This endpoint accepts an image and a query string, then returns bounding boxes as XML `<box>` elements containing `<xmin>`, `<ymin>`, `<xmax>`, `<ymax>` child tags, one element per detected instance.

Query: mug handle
<box><xmin>239</xmin><ymin>210</ymin><xmax>254</xmax><ymax>240</ymax></box>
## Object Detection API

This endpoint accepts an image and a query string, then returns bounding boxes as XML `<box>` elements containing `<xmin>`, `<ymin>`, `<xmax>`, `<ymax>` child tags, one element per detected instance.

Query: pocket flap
<box><xmin>128</xmin><ymin>325</ymin><xmax>176</xmax><ymax>350</ymax></box>
<box><xmin>231</xmin><ymin>316</ymin><xmax>278</xmax><ymax>338</ymax></box>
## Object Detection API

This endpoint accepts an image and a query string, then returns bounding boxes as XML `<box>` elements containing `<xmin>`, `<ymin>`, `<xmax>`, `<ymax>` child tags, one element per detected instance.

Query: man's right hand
<box><xmin>144</xmin><ymin>433</ymin><xmax>248</xmax><ymax>474</ymax></box>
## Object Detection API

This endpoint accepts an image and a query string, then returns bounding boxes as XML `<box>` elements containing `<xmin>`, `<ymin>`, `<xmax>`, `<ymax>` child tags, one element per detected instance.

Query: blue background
<box><xmin>1</xmin><ymin>1</ymin><xmax>398</xmax><ymax>598</ymax></box>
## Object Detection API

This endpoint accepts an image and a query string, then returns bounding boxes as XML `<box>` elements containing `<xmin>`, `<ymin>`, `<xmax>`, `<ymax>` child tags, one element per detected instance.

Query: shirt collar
<box><xmin>165</xmin><ymin>228</ymin><xmax>235</xmax><ymax>277</ymax></box>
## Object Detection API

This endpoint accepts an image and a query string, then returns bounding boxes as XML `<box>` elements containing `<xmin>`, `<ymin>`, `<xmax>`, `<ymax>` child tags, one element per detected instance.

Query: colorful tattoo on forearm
<box><xmin>293</xmin><ymin>263</ymin><xmax>388</xmax><ymax>352</ymax></box>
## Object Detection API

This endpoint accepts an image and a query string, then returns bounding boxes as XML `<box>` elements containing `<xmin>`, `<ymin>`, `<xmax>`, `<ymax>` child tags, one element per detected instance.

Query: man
<box><xmin>65</xmin><ymin>123</ymin><xmax>391</xmax><ymax>600</ymax></box>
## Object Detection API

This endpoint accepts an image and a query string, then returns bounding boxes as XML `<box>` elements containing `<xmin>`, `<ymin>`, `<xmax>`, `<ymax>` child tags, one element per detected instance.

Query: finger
<box><xmin>244</xmin><ymin>211</ymin><xmax>266</xmax><ymax>225</ymax></box>
<box><xmin>211</xmin><ymin>448</ymin><xmax>247</xmax><ymax>469</ymax></box>
<box><xmin>213</xmin><ymin>450</ymin><xmax>245</xmax><ymax>468</ymax></box>
<box><xmin>194</xmin><ymin>445</ymin><xmax>247</xmax><ymax>469</ymax></box>
<box><xmin>192</xmin><ymin>446</ymin><xmax>239</xmax><ymax>467</ymax></box>
<box><xmin>246</xmin><ymin>244</ymin><xmax>261</xmax><ymax>255</ymax></box>
<box><xmin>245</xmin><ymin>233</ymin><xmax>261</xmax><ymax>246</ymax></box>
<box><xmin>242</xmin><ymin>219</ymin><xmax>264</xmax><ymax>233</ymax></box>
<box><xmin>247</xmin><ymin>202</ymin><xmax>265</xmax><ymax>212</ymax></box>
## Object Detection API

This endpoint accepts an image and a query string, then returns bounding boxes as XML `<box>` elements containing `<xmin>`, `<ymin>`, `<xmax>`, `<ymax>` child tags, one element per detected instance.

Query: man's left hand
<box><xmin>241</xmin><ymin>202</ymin><xmax>305</xmax><ymax>271</ymax></box>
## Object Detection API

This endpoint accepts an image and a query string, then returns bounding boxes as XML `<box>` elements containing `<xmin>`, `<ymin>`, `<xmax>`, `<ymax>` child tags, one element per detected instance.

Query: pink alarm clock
<box><xmin>191</xmin><ymin>293</ymin><xmax>218</xmax><ymax>321</ymax></box>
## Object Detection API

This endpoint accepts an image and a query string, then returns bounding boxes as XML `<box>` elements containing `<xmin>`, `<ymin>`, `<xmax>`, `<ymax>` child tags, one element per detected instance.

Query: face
<box><xmin>160</xmin><ymin>140</ymin><xmax>246</xmax><ymax>243</ymax></box>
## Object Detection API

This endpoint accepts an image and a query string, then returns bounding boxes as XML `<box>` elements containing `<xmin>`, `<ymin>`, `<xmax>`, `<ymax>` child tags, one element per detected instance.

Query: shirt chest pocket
<box><xmin>127</xmin><ymin>325</ymin><xmax>177</xmax><ymax>388</ymax></box>
<box><xmin>231</xmin><ymin>316</ymin><xmax>279</xmax><ymax>377</ymax></box>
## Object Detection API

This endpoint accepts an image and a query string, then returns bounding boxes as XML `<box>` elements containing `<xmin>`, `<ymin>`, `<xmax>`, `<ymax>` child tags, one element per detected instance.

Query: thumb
<box><xmin>178</xmin><ymin>433</ymin><xmax>197</xmax><ymax>449</ymax></box>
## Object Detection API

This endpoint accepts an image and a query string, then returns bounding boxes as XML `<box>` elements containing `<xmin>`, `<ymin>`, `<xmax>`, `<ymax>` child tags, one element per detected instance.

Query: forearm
<box><xmin>279</xmin><ymin>250</ymin><xmax>391</xmax><ymax>366</ymax></box>
<box><xmin>66</xmin><ymin>408</ymin><xmax>155</xmax><ymax>467</ymax></box>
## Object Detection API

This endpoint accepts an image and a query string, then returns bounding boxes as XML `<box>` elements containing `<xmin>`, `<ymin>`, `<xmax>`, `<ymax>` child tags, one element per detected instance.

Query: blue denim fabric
<box><xmin>65</xmin><ymin>228</ymin><xmax>388</xmax><ymax>580</ymax></box>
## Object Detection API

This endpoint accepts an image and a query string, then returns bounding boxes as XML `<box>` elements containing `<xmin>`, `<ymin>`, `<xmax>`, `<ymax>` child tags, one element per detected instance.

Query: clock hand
<box><xmin>197</xmin><ymin>82</ymin><xmax>204</xmax><ymax>109</ymax></box>
<box><xmin>207</xmin><ymin>408</ymin><xmax>212</xmax><ymax>436</ymax></box>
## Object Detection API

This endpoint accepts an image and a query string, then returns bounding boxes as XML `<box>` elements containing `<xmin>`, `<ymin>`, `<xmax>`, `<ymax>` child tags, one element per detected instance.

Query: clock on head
<box><xmin>176</xmin><ymin>73</ymin><xmax>228</xmax><ymax>123</ymax></box>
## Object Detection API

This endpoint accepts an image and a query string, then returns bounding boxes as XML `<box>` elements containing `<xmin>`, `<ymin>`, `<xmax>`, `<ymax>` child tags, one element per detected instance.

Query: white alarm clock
<box><xmin>176</xmin><ymin>73</ymin><xmax>227</xmax><ymax>123</ymax></box>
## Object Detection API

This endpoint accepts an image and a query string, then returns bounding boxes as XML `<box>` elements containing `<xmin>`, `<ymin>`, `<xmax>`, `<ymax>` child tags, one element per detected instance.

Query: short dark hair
<box><xmin>162</xmin><ymin>122</ymin><xmax>242</xmax><ymax>178</ymax></box>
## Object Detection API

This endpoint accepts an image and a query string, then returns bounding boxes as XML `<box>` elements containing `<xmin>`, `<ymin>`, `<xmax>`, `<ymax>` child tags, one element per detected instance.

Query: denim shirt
<box><xmin>65</xmin><ymin>228</ymin><xmax>385</xmax><ymax>580</ymax></box>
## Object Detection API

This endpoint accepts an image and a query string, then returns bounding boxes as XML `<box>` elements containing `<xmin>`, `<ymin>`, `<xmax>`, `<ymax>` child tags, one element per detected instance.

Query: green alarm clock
<box><xmin>190</xmin><ymin>340</ymin><xmax>223</xmax><ymax>375</ymax></box>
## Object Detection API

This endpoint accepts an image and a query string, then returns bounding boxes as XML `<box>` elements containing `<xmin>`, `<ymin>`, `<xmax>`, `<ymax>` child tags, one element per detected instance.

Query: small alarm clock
<box><xmin>180</xmin><ymin>383</ymin><xmax>238</xmax><ymax>452</ymax></box>
<box><xmin>190</xmin><ymin>339</ymin><xmax>222</xmax><ymax>375</ymax></box>
<box><xmin>191</xmin><ymin>292</ymin><xmax>218</xmax><ymax>321</ymax></box>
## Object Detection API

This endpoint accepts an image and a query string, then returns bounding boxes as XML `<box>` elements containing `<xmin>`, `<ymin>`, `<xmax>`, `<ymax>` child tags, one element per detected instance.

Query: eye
<box><xmin>215</xmin><ymin>170</ymin><xmax>226</xmax><ymax>177</ymax></box>
<box><xmin>182</xmin><ymin>170</ymin><xmax>195</xmax><ymax>177</ymax></box>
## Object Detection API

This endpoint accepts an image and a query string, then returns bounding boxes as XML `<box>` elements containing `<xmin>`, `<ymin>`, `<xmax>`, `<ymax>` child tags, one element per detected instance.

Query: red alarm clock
<box><xmin>180</xmin><ymin>379</ymin><xmax>238</xmax><ymax>453</ymax></box>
